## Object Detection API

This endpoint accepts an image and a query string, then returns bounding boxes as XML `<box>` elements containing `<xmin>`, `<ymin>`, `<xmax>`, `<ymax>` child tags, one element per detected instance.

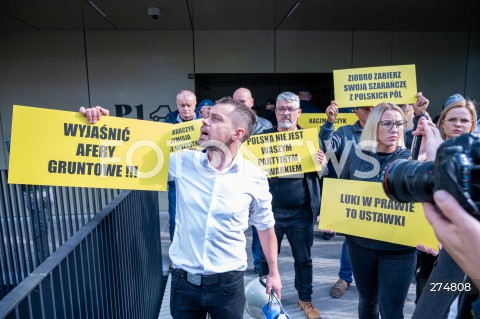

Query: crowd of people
<box><xmin>79</xmin><ymin>87</ymin><xmax>480</xmax><ymax>319</ymax></box>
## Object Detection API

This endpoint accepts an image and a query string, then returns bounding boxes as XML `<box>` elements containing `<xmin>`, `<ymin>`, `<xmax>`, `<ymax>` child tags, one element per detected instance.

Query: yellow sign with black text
<box><xmin>333</xmin><ymin>64</ymin><xmax>417</xmax><ymax>107</ymax></box>
<box><xmin>167</xmin><ymin>119</ymin><xmax>202</xmax><ymax>153</ymax></box>
<box><xmin>319</xmin><ymin>178</ymin><xmax>438</xmax><ymax>248</ymax></box>
<box><xmin>298</xmin><ymin>113</ymin><xmax>357</xmax><ymax>130</ymax></box>
<box><xmin>241</xmin><ymin>128</ymin><xmax>323</xmax><ymax>178</ymax></box>
<box><xmin>8</xmin><ymin>105</ymin><xmax>172</xmax><ymax>191</ymax></box>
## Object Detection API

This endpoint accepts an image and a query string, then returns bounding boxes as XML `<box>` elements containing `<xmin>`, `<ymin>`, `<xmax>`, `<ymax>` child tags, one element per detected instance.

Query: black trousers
<box><xmin>259</xmin><ymin>217</ymin><xmax>314</xmax><ymax>301</ymax></box>
<box><xmin>170</xmin><ymin>269</ymin><xmax>245</xmax><ymax>319</ymax></box>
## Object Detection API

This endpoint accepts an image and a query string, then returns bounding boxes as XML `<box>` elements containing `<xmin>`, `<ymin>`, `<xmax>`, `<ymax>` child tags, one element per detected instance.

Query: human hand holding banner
<box><xmin>241</xmin><ymin>128</ymin><xmax>323</xmax><ymax>178</ymax></box>
<box><xmin>319</xmin><ymin>178</ymin><xmax>438</xmax><ymax>248</ymax></box>
<box><xmin>333</xmin><ymin>64</ymin><xmax>417</xmax><ymax>107</ymax></box>
<box><xmin>9</xmin><ymin>105</ymin><xmax>171</xmax><ymax>191</ymax></box>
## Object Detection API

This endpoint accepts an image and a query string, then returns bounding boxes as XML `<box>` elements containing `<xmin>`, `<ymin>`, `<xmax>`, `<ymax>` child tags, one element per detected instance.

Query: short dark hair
<box><xmin>216</xmin><ymin>96</ymin><xmax>256</xmax><ymax>142</ymax></box>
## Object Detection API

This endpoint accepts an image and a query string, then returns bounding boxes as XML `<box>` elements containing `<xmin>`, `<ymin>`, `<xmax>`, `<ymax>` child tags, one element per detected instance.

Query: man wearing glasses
<box><xmin>258</xmin><ymin>92</ymin><xmax>325</xmax><ymax>319</ymax></box>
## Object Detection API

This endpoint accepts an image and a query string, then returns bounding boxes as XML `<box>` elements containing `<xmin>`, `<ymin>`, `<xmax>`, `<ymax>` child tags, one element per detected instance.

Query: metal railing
<box><xmin>0</xmin><ymin>189</ymin><xmax>163</xmax><ymax>319</ymax></box>
<box><xmin>0</xmin><ymin>170</ymin><xmax>121</xmax><ymax>298</ymax></box>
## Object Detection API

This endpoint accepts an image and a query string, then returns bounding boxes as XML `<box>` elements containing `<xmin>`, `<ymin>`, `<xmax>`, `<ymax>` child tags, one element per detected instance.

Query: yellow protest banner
<box><xmin>8</xmin><ymin>105</ymin><xmax>171</xmax><ymax>191</ymax></box>
<box><xmin>167</xmin><ymin>119</ymin><xmax>202</xmax><ymax>153</ymax></box>
<box><xmin>298</xmin><ymin>113</ymin><xmax>357</xmax><ymax>130</ymax></box>
<box><xmin>319</xmin><ymin>178</ymin><xmax>438</xmax><ymax>248</ymax></box>
<box><xmin>241</xmin><ymin>128</ymin><xmax>322</xmax><ymax>178</ymax></box>
<box><xmin>333</xmin><ymin>64</ymin><xmax>417</xmax><ymax>107</ymax></box>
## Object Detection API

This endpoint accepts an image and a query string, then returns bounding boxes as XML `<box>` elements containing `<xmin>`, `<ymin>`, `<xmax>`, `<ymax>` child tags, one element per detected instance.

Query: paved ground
<box><xmin>158</xmin><ymin>210</ymin><xmax>417</xmax><ymax>319</ymax></box>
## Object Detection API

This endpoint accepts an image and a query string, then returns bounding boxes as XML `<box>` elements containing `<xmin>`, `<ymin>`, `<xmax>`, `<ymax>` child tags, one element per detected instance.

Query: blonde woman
<box><xmin>340</xmin><ymin>103</ymin><xmax>415</xmax><ymax>319</ymax></box>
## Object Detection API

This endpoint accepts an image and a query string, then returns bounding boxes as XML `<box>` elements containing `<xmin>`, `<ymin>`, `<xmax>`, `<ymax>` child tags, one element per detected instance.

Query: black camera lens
<box><xmin>383</xmin><ymin>159</ymin><xmax>435</xmax><ymax>203</ymax></box>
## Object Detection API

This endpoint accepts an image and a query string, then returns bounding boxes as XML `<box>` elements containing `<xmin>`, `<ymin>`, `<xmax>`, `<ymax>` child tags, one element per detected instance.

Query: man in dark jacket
<box><xmin>233</xmin><ymin>88</ymin><xmax>273</xmax><ymax>134</ymax></box>
<box><xmin>164</xmin><ymin>90</ymin><xmax>199</xmax><ymax>242</ymax></box>
<box><xmin>259</xmin><ymin>92</ymin><xmax>325</xmax><ymax>319</ymax></box>
<box><xmin>164</xmin><ymin>90</ymin><xmax>199</xmax><ymax>124</ymax></box>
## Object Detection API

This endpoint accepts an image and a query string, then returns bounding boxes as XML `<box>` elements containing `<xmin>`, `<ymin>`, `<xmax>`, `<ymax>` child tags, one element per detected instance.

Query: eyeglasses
<box><xmin>444</xmin><ymin>118</ymin><xmax>472</xmax><ymax>125</ymax></box>
<box><xmin>379</xmin><ymin>120</ymin><xmax>406</xmax><ymax>131</ymax></box>
<box><xmin>276</xmin><ymin>107</ymin><xmax>299</xmax><ymax>114</ymax></box>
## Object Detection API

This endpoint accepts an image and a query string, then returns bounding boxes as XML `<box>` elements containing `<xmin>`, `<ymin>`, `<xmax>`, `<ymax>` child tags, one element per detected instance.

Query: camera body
<box><xmin>383</xmin><ymin>133</ymin><xmax>480</xmax><ymax>219</ymax></box>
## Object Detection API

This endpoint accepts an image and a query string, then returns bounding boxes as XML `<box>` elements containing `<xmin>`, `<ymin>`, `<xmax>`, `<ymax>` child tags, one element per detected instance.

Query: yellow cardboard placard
<box><xmin>241</xmin><ymin>128</ymin><xmax>322</xmax><ymax>177</ymax></box>
<box><xmin>319</xmin><ymin>178</ymin><xmax>438</xmax><ymax>248</ymax></box>
<box><xmin>166</xmin><ymin>119</ymin><xmax>202</xmax><ymax>153</ymax></box>
<box><xmin>333</xmin><ymin>64</ymin><xmax>417</xmax><ymax>107</ymax></box>
<box><xmin>8</xmin><ymin>105</ymin><xmax>171</xmax><ymax>191</ymax></box>
<box><xmin>298</xmin><ymin>113</ymin><xmax>357</xmax><ymax>130</ymax></box>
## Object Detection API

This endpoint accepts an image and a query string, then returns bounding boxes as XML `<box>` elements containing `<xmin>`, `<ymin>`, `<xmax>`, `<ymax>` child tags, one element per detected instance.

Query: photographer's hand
<box><xmin>424</xmin><ymin>190</ymin><xmax>480</xmax><ymax>288</ymax></box>
<box><xmin>412</xmin><ymin>117</ymin><xmax>442</xmax><ymax>161</ymax></box>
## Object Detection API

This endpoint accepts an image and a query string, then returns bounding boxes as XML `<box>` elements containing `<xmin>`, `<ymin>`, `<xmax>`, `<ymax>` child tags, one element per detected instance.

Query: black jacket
<box><xmin>164</xmin><ymin>110</ymin><xmax>201</xmax><ymax>124</ymax></box>
<box><xmin>319</xmin><ymin>120</ymin><xmax>363</xmax><ymax>157</ymax></box>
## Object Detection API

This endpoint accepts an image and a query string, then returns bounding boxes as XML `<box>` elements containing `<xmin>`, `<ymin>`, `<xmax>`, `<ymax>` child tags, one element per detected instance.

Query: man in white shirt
<box><xmin>80</xmin><ymin>97</ymin><xmax>281</xmax><ymax>319</ymax></box>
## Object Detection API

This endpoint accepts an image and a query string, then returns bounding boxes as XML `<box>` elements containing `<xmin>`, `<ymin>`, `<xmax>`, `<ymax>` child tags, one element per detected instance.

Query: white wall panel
<box><xmin>195</xmin><ymin>30</ymin><xmax>274</xmax><ymax>73</ymax></box>
<box><xmin>86</xmin><ymin>31</ymin><xmax>194</xmax><ymax>118</ymax></box>
<box><xmin>0</xmin><ymin>31</ymin><xmax>89</xmax><ymax>169</ymax></box>
<box><xmin>275</xmin><ymin>31</ymin><xmax>352</xmax><ymax>73</ymax></box>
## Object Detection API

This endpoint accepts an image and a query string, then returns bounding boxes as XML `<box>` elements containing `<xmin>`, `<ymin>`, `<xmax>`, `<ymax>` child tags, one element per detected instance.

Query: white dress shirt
<box><xmin>168</xmin><ymin>149</ymin><xmax>274</xmax><ymax>275</ymax></box>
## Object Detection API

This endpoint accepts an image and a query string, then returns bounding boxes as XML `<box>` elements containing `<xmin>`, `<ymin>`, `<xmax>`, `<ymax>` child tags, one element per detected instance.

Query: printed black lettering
<box><xmin>64</xmin><ymin>123</ymin><xmax>78</xmax><ymax>136</ymax></box>
<box><xmin>362</xmin><ymin>196</ymin><xmax>372</xmax><ymax>207</ymax></box>
<box><xmin>247</xmin><ymin>135</ymin><xmax>275</xmax><ymax>145</ymax></box>
<box><xmin>275</xmin><ymin>133</ymin><xmax>287</xmax><ymax>142</ymax></box>
<box><xmin>47</xmin><ymin>160</ymin><xmax>124</xmax><ymax>177</ymax></box>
